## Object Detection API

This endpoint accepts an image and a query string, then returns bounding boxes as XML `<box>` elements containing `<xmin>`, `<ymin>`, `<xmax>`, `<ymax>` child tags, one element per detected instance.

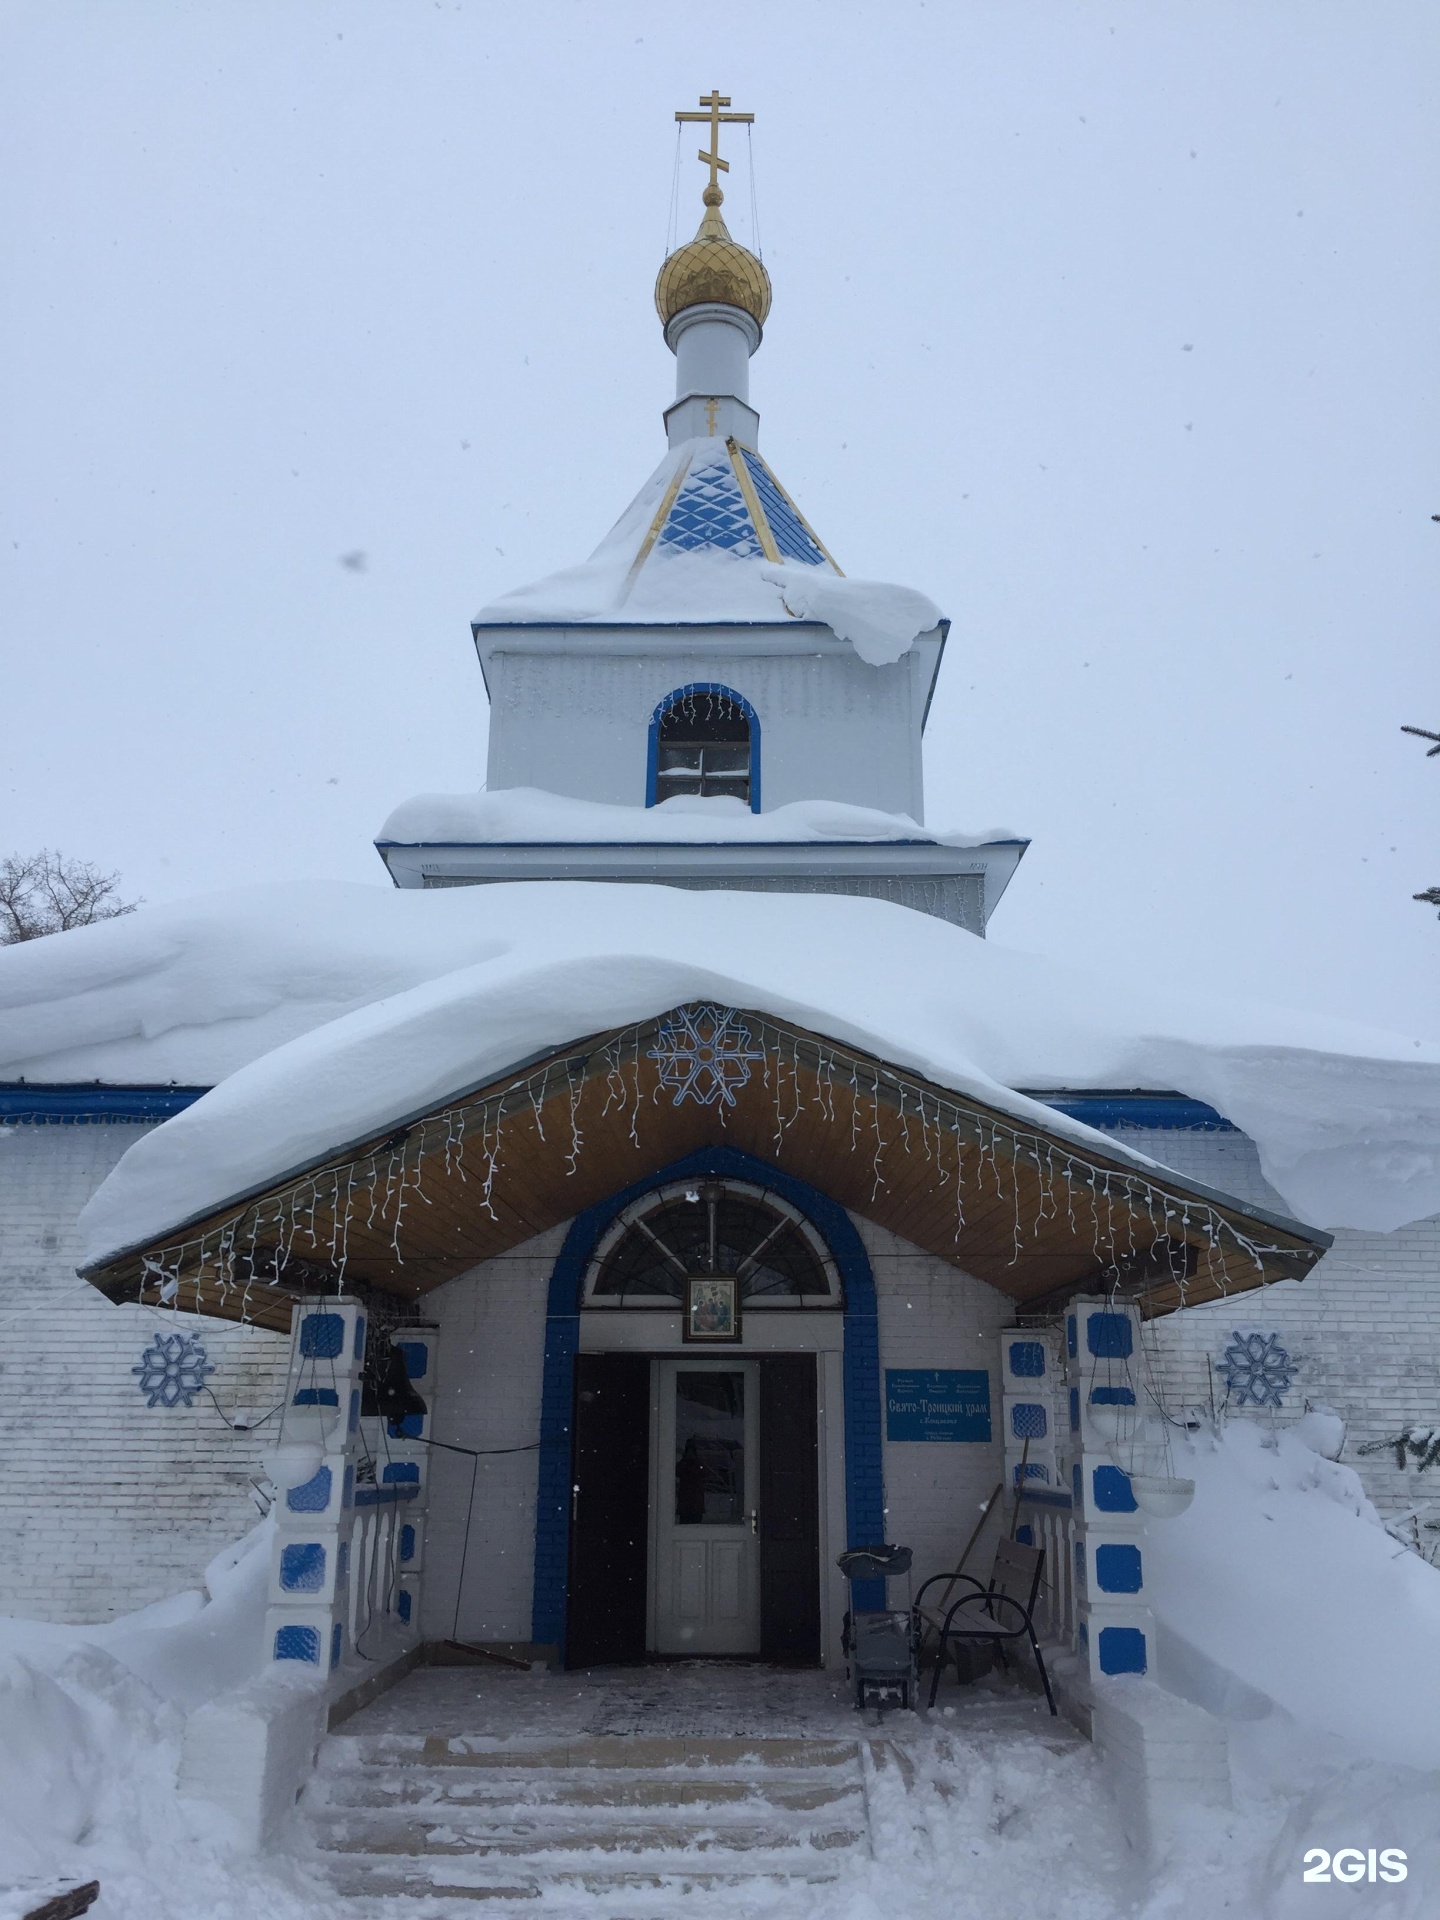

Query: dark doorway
<box><xmin>566</xmin><ymin>1352</ymin><xmax>650</xmax><ymax>1668</ymax></box>
<box><xmin>759</xmin><ymin>1353</ymin><xmax>821</xmax><ymax>1664</ymax></box>
<box><xmin>564</xmin><ymin>1351</ymin><xmax>821</xmax><ymax>1668</ymax></box>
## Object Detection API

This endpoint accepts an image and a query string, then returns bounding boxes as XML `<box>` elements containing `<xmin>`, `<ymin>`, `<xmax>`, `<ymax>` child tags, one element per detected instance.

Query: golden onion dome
<box><xmin>655</xmin><ymin>186</ymin><xmax>772</xmax><ymax>331</ymax></box>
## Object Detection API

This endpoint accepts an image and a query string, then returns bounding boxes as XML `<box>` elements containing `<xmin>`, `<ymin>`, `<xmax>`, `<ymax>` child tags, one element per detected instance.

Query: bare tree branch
<box><xmin>0</xmin><ymin>850</ymin><xmax>141</xmax><ymax>944</ymax></box>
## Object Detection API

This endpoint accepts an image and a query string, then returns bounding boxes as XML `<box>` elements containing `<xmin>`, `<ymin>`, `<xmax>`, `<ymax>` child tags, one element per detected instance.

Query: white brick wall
<box><xmin>1100</xmin><ymin>1125</ymin><xmax>1440</xmax><ymax>1541</ymax></box>
<box><xmin>860</xmin><ymin>1216</ymin><xmax>1012</xmax><ymax>1587</ymax></box>
<box><xmin>0</xmin><ymin>1121</ymin><xmax>290</xmax><ymax>1623</ymax></box>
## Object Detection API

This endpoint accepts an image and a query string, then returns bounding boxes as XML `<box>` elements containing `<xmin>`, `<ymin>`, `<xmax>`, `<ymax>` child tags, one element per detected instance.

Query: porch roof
<box><xmin>80</xmin><ymin>1004</ymin><xmax>1329</xmax><ymax>1332</ymax></box>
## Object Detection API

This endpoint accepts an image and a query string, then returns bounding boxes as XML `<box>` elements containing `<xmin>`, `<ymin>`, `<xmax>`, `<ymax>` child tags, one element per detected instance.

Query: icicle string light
<box><xmin>118</xmin><ymin>1004</ymin><xmax>1307</xmax><ymax>1324</ymax></box>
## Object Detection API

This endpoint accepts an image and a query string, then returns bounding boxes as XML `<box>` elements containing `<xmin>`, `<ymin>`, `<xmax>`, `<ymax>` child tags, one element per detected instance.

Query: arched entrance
<box><xmin>532</xmin><ymin>1148</ymin><xmax>883</xmax><ymax>1668</ymax></box>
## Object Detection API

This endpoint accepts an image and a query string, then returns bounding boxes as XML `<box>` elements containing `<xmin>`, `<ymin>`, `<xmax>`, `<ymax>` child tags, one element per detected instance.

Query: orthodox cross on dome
<box><xmin>675</xmin><ymin>89</ymin><xmax>754</xmax><ymax>194</ymax></box>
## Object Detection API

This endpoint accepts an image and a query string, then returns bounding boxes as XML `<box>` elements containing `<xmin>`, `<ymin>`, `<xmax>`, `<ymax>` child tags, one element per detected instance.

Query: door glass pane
<box><xmin>674</xmin><ymin>1370</ymin><xmax>745</xmax><ymax>1525</ymax></box>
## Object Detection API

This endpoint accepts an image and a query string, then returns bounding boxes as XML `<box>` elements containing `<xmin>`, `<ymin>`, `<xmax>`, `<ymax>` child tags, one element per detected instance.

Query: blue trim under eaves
<box><xmin>473</xmin><ymin>619</ymin><xmax>836</xmax><ymax>633</ymax></box>
<box><xmin>373</xmin><ymin>837</ymin><xmax>945</xmax><ymax>852</ymax></box>
<box><xmin>1024</xmin><ymin>1091</ymin><xmax>1236</xmax><ymax>1133</ymax></box>
<box><xmin>0</xmin><ymin>1085</ymin><xmax>210</xmax><ymax>1124</ymax></box>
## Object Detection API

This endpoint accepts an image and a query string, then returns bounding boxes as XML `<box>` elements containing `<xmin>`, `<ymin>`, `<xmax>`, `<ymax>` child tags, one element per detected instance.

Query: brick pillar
<box><xmin>1062</xmin><ymin>1297</ymin><xmax>1158</xmax><ymax>1684</ymax></box>
<box><xmin>263</xmin><ymin>1296</ymin><xmax>368</xmax><ymax>1676</ymax></box>
<box><xmin>1000</xmin><ymin>1328</ymin><xmax>1063</xmax><ymax>1496</ymax></box>
<box><xmin>368</xmin><ymin>1323</ymin><xmax>439</xmax><ymax>1634</ymax></box>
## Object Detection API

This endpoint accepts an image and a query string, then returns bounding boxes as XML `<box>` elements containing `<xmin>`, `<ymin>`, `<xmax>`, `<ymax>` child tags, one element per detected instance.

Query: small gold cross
<box><xmin>703</xmin><ymin>398</ymin><xmax>720</xmax><ymax>435</ymax></box>
<box><xmin>675</xmin><ymin>89</ymin><xmax>754</xmax><ymax>194</ymax></box>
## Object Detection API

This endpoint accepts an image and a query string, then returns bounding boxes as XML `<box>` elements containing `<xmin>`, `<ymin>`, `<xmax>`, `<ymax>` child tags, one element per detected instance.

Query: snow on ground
<box><xmin>9</xmin><ymin>883</ymin><xmax>1432</xmax><ymax>1267</ymax></box>
<box><xmin>377</xmin><ymin>786</ymin><xmax>1020</xmax><ymax>850</ymax></box>
<box><xmin>3</xmin><ymin>1422</ymin><xmax>1438</xmax><ymax>1917</ymax></box>
<box><xmin>0</xmin><ymin>1519</ymin><xmax>352</xmax><ymax>1920</ymax></box>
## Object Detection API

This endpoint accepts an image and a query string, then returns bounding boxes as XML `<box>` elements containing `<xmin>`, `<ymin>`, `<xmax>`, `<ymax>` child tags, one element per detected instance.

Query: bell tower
<box><xmin>376</xmin><ymin>96</ymin><xmax>1027</xmax><ymax>932</ymax></box>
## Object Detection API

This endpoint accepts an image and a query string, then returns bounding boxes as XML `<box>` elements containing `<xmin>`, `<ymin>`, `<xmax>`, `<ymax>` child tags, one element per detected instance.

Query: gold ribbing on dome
<box><xmin>655</xmin><ymin>91</ymin><xmax>772</xmax><ymax>331</ymax></box>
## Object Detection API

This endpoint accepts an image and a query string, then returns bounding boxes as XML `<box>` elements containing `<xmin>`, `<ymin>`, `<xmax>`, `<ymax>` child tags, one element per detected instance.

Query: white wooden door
<box><xmin>652</xmin><ymin>1358</ymin><xmax>761</xmax><ymax>1655</ymax></box>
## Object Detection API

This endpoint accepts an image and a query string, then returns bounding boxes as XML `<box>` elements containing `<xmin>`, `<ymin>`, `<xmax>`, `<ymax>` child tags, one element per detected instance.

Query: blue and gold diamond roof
<box><xmin>643</xmin><ymin>440</ymin><xmax>838</xmax><ymax>574</ymax></box>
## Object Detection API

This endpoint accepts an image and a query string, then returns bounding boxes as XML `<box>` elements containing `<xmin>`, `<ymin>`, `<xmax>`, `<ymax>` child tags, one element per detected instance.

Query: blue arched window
<box><xmin>646</xmin><ymin>684</ymin><xmax>761</xmax><ymax>813</ymax></box>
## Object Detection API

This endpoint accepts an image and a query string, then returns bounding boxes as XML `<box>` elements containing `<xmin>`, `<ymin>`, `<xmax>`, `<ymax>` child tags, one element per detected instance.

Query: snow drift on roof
<box><xmin>473</xmin><ymin>436</ymin><xmax>943</xmax><ymax>660</ymax></box>
<box><xmin>378</xmin><ymin>787</ymin><xmax>1023</xmax><ymax>849</ymax></box>
<box><xmin>2</xmin><ymin>883</ymin><xmax>1430</xmax><ymax>1258</ymax></box>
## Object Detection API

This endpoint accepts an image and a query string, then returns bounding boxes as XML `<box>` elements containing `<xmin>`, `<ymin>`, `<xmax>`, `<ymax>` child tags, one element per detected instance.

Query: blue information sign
<box><xmin>885</xmin><ymin>1368</ymin><xmax>992</xmax><ymax>1443</ymax></box>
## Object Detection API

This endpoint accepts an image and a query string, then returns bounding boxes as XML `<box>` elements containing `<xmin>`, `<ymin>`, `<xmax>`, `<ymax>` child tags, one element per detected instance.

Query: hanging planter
<box><xmin>1129</xmin><ymin>1473</ymin><xmax>1195</xmax><ymax>1518</ymax></box>
<box><xmin>263</xmin><ymin>1442</ymin><xmax>324</xmax><ymax>1491</ymax></box>
<box><xmin>1086</xmin><ymin>1405</ymin><xmax>1135</xmax><ymax>1445</ymax></box>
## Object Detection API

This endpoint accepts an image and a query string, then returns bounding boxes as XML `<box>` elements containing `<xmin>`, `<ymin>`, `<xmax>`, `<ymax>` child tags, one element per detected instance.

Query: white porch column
<box><xmin>263</xmin><ymin>1295</ymin><xmax>368</xmax><ymax>1675</ymax></box>
<box><xmin>1062</xmin><ymin>1296</ymin><xmax>1157</xmax><ymax>1685</ymax></box>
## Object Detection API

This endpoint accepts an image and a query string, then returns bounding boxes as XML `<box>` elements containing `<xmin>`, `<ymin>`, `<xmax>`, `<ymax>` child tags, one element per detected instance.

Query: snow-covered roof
<box><xmin>377</xmin><ymin>788</ymin><xmax>1024</xmax><ymax>851</ymax></box>
<box><xmin>2</xmin><ymin>882</ymin><xmax>1437</xmax><ymax>1250</ymax></box>
<box><xmin>474</xmin><ymin>437</ymin><xmax>944</xmax><ymax>666</ymax></box>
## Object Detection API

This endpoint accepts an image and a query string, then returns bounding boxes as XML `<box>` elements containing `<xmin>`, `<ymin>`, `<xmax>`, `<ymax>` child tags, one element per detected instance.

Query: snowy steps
<box><xmin>302</xmin><ymin>1731</ymin><xmax>872</xmax><ymax>1906</ymax></box>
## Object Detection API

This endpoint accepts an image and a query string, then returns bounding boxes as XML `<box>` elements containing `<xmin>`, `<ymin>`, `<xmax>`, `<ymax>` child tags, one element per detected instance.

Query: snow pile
<box><xmin>378</xmin><ymin>785</ymin><xmax>1018</xmax><ymax>849</ymax></box>
<box><xmin>473</xmin><ymin>436</ymin><xmax>945</xmax><ymax>659</ymax></box>
<box><xmin>32</xmin><ymin>883</ymin><xmax>1440</xmax><ymax>1263</ymax></box>
<box><xmin>760</xmin><ymin>564</ymin><xmax>942</xmax><ymax>665</ymax></box>
<box><xmin>0</xmin><ymin>880</ymin><xmax>514</xmax><ymax>1086</ymax></box>
<box><xmin>0</xmin><ymin>1521</ymin><xmax>344</xmax><ymax>1918</ymax></box>
<box><xmin>1146</xmin><ymin>1420</ymin><xmax>1440</xmax><ymax>1770</ymax></box>
<box><xmin>4</xmin><ymin>883</ymin><xmax>1440</xmax><ymax>1250</ymax></box>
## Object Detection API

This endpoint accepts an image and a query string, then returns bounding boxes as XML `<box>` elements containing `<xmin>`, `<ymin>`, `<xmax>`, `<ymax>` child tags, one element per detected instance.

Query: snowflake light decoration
<box><xmin>133</xmin><ymin>1331</ymin><xmax>215</xmax><ymax>1408</ymax></box>
<box><xmin>647</xmin><ymin>1004</ymin><xmax>766</xmax><ymax>1108</ymax></box>
<box><xmin>1220</xmin><ymin>1330</ymin><xmax>1295</xmax><ymax>1409</ymax></box>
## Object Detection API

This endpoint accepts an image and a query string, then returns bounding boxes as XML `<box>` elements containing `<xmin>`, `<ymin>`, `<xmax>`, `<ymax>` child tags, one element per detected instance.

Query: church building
<box><xmin>3</xmin><ymin>98</ymin><xmax>1438</xmax><ymax>1721</ymax></box>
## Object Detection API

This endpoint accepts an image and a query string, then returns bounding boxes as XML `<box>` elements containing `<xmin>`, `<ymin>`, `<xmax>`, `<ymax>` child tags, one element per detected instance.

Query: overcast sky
<box><xmin>3</xmin><ymin>2</ymin><xmax>1437</xmax><ymax>1038</ymax></box>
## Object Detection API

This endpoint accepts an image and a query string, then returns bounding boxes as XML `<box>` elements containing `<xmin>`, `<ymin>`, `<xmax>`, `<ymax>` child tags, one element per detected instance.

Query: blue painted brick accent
<box><xmin>1096</xmin><ymin>1543</ymin><xmax>1143</xmax><ymax>1593</ymax></box>
<box><xmin>397</xmin><ymin>1589</ymin><xmax>413</xmax><ymax>1625</ymax></box>
<box><xmin>1069</xmin><ymin>1387</ymin><xmax>1080</xmax><ymax>1431</ymax></box>
<box><xmin>353</xmin><ymin>1316</ymin><xmax>366</xmax><ymax>1361</ymax></box>
<box><xmin>382</xmin><ymin>1462</ymin><xmax>420</xmax><ymax>1485</ymax></box>
<box><xmin>1086</xmin><ymin>1312</ymin><xmax>1134</xmax><ymax>1359</ymax></box>
<box><xmin>1015</xmin><ymin>1523</ymin><xmax>1034</xmax><ymax>1546</ymax></box>
<box><xmin>1008</xmin><ymin>1340</ymin><xmax>1047</xmax><ymax>1378</ymax></box>
<box><xmin>1093</xmin><ymin>1465</ymin><xmax>1138</xmax><ymax>1513</ymax></box>
<box><xmin>299</xmin><ymin>1314</ymin><xmax>345</xmax><ymax>1360</ymax></box>
<box><xmin>275</xmin><ymin>1624</ymin><xmax>320</xmax><ymax>1662</ymax></box>
<box><xmin>286</xmin><ymin>1466</ymin><xmax>333</xmax><ymax>1514</ymax></box>
<box><xmin>400</xmin><ymin>1524</ymin><xmax>416</xmax><ymax>1563</ymax></box>
<box><xmin>331</xmin><ymin>1621</ymin><xmax>343</xmax><ymax>1669</ymax></box>
<box><xmin>279</xmin><ymin>1542</ymin><xmax>326</xmax><ymax>1593</ymax></box>
<box><xmin>1090</xmin><ymin>1386</ymin><xmax>1136</xmax><ymax>1406</ymax></box>
<box><xmin>1010</xmin><ymin>1402</ymin><xmax>1048</xmax><ymax>1440</ymax></box>
<box><xmin>1067</xmin><ymin>1315</ymin><xmax>1078</xmax><ymax>1358</ymax></box>
<box><xmin>293</xmin><ymin>1388</ymin><xmax>338</xmax><ymax>1407</ymax></box>
<box><xmin>397</xmin><ymin>1341</ymin><xmax>429</xmax><ymax>1381</ymax></box>
<box><xmin>1099</xmin><ymin>1625</ymin><xmax>1148</xmax><ymax>1675</ymax></box>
